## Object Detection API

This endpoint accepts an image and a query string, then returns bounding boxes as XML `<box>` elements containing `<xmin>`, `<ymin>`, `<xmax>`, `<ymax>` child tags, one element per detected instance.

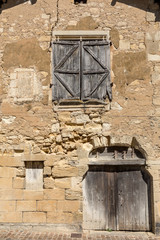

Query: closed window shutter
<box><xmin>52</xmin><ymin>41</ymin><xmax>80</xmax><ymax>100</ymax></box>
<box><xmin>82</xmin><ymin>41</ymin><xmax>111</xmax><ymax>101</ymax></box>
<box><xmin>52</xmin><ymin>40</ymin><xmax>111</xmax><ymax>102</ymax></box>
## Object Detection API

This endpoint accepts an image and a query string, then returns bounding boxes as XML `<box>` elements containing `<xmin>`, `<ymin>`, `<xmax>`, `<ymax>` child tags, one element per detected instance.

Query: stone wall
<box><xmin>0</xmin><ymin>0</ymin><xmax>160</xmax><ymax>234</ymax></box>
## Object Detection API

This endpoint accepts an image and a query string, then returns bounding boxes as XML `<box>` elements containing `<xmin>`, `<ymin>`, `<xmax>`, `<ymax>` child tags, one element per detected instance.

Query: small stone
<box><xmin>44</xmin><ymin>177</ymin><xmax>54</xmax><ymax>189</ymax></box>
<box><xmin>92</xmin><ymin>136</ymin><xmax>101</xmax><ymax>148</ymax></box>
<box><xmin>72</xmin><ymin>114</ymin><xmax>90</xmax><ymax>125</ymax></box>
<box><xmin>103</xmin><ymin>123</ymin><xmax>111</xmax><ymax>131</ymax></box>
<box><xmin>119</xmin><ymin>40</ymin><xmax>130</xmax><ymax>50</ymax></box>
<box><xmin>117</xmin><ymin>21</ymin><xmax>127</xmax><ymax>27</ymax></box>
<box><xmin>44</xmin><ymin>167</ymin><xmax>51</xmax><ymax>176</ymax></box>
<box><xmin>56</xmin><ymin>135</ymin><xmax>62</xmax><ymax>143</ymax></box>
<box><xmin>51</xmin><ymin>123</ymin><xmax>60</xmax><ymax>133</ymax></box>
<box><xmin>152</xmin><ymin>72</ymin><xmax>160</xmax><ymax>84</ymax></box>
<box><xmin>41</xmin><ymin>14</ymin><xmax>50</xmax><ymax>19</ymax></box>
<box><xmin>9</xmin><ymin>27</ymin><xmax>14</xmax><ymax>32</ymax></box>
<box><xmin>148</xmin><ymin>54</ymin><xmax>160</xmax><ymax>61</ymax></box>
<box><xmin>2</xmin><ymin>116</ymin><xmax>16</xmax><ymax>124</ymax></box>
<box><xmin>111</xmin><ymin>102</ymin><xmax>123</xmax><ymax>111</ymax></box>
<box><xmin>146</xmin><ymin>12</ymin><xmax>155</xmax><ymax>22</ymax></box>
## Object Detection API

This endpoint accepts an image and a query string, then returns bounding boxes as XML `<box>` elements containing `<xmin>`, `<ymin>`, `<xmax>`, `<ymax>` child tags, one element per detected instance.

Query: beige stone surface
<box><xmin>0</xmin><ymin>178</ymin><xmax>12</xmax><ymax>189</ymax></box>
<box><xmin>0</xmin><ymin>190</ymin><xmax>23</xmax><ymax>200</ymax></box>
<box><xmin>57</xmin><ymin>200</ymin><xmax>80</xmax><ymax>212</ymax></box>
<box><xmin>65</xmin><ymin>190</ymin><xmax>82</xmax><ymax>200</ymax></box>
<box><xmin>52</xmin><ymin>166</ymin><xmax>78</xmax><ymax>177</ymax></box>
<box><xmin>0</xmin><ymin>156</ymin><xmax>24</xmax><ymax>167</ymax></box>
<box><xmin>37</xmin><ymin>200</ymin><xmax>56</xmax><ymax>211</ymax></box>
<box><xmin>44</xmin><ymin>177</ymin><xmax>54</xmax><ymax>189</ymax></box>
<box><xmin>0</xmin><ymin>212</ymin><xmax>22</xmax><ymax>223</ymax></box>
<box><xmin>23</xmin><ymin>191</ymin><xmax>44</xmax><ymax>200</ymax></box>
<box><xmin>44</xmin><ymin>189</ymin><xmax>65</xmax><ymax>200</ymax></box>
<box><xmin>13</xmin><ymin>178</ymin><xmax>24</xmax><ymax>189</ymax></box>
<box><xmin>43</xmin><ymin>167</ymin><xmax>52</xmax><ymax>176</ymax></box>
<box><xmin>16</xmin><ymin>201</ymin><xmax>36</xmax><ymax>211</ymax></box>
<box><xmin>23</xmin><ymin>212</ymin><xmax>46</xmax><ymax>223</ymax></box>
<box><xmin>54</xmin><ymin>178</ymin><xmax>71</xmax><ymax>189</ymax></box>
<box><xmin>0</xmin><ymin>167</ymin><xmax>17</xmax><ymax>178</ymax></box>
<box><xmin>0</xmin><ymin>201</ymin><xmax>16</xmax><ymax>212</ymax></box>
<box><xmin>47</xmin><ymin>212</ymin><xmax>73</xmax><ymax>224</ymax></box>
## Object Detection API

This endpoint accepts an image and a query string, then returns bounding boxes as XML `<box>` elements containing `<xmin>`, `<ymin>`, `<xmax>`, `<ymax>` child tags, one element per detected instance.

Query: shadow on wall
<box><xmin>111</xmin><ymin>0</ymin><xmax>160</xmax><ymax>21</ymax></box>
<box><xmin>0</xmin><ymin>0</ymin><xmax>37</xmax><ymax>12</ymax></box>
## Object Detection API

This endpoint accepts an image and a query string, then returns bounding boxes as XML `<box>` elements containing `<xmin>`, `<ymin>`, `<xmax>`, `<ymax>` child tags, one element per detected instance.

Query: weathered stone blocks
<box><xmin>44</xmin><ymin>189</ymin><xmax>65</xmax><ymax>200</ymax></box>
<box><xmin>0</xmin><ymin>212</ymin><xmax>22</xmax><ymax>223</ymax></box>
<box><xmin>52</xmin><ymin>166</ymin><xmax>78</xmax><ymax>177</ymax></box>
<box><xmin>37</xmin><ymin>200</ymin><xmax>56</xmax><ymax>211</ymax></box>
<box><xmin>23</xmin><ymin>191</ymin><xmax>44</xmax><ymax>200</ymax></box>
<box><xmin>16</xmin><ymin>201</ymin><xmax>36</xmax><ymax>211</ymax></box>
<box><xmin>23</xmin><ymin>212</ymin><xmax>46</xmax><ymax>223</ymax></box>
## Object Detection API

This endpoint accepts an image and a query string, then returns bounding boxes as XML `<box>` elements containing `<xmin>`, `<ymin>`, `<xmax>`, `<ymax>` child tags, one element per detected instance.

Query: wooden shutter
<box><xmin>82</xmin><ymin>41</ymin><xmax>111</xmax><ymax>101</ymax></box>
<box><xmin>52</xmin><ymin>40</ymin><xmax>111</xmax><ymax>101</ymax></box>
<box><xmin>52</xmin><ymin>41</ymin><xmax>80</xmax><ymax>100</ymax></box>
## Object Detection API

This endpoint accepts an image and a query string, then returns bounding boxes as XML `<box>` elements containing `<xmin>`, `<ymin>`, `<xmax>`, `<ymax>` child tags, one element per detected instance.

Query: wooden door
<box><xmin>83</xmin><ymin>166</ymin><xmax>151</xmax><ymax>231</ymax></box>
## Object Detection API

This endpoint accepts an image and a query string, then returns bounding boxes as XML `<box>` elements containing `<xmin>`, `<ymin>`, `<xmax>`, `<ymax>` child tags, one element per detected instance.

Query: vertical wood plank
<box><xmin>139</xmin><ymin>170</ymin><xmax>150</xmax><ymax>231</ymax></box>
<box><xmin>107</xmin><ymin>171</ymin><xmax>116</xmax><ymax>230</ymax></box>
<box><xmin>117</xmin><ymin>170</ymin><xmax>125</xmax><ymax>230</ymax></box>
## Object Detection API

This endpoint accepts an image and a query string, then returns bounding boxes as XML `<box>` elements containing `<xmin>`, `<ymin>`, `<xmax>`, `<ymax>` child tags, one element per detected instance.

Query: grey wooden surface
<box><xmin>83</xmin><ymin>166</ymin><xmax>151</xmax><ymax>231</ymax></box>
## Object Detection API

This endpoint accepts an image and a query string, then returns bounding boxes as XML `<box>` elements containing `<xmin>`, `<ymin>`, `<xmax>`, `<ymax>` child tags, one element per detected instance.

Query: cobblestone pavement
<box><xmin>0</xmin><ymin>230</ymin><xmax>159</xmax><ymax>240</ymax></box>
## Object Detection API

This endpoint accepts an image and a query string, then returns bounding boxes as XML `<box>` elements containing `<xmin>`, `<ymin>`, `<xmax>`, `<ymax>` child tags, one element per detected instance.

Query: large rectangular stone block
<box><xmin>65</xmin><ymin>190</ymin><xmax>82</xmax><ymax>200</ymax></box>
<box><xmin>0</xmin><ymin>167</ymin><xmax>17</xmax><ymax>178</ymax></box>
<box><xmin>0</xmin><ymin>156</ymin><xmax>24</xmax><ymax>167</ymax></box>
<box><xmin>0</xmin><ymin>190</ymin><xmax>23</xmax><ymax>200</ymax></box>
<box><xmin>37</xmin><ymin>200</ymin><xmax>56</xmax><ymax>211</ymax></box>
<box><xmin>44</xmin><ymin>189</ymin><xmax>65</xmax><ymax>200</ymax></box>
<box><xmin>57</xmin><ymin>200</ymin><xmax>80</xmax><ymax>212</ymax></box>
<box><xmin>0</xmin><ymin>178</ymin><xmax>12</xmax><ymax>189</ymax></box>
<box><xmin>23</xmin><ymin>212</ymin><xmax>46</xmax><ymax>223</ymax></box>
<box><xmin>0</xmin><ymin>212</ymin><xmax>22</xmax><ymax>222</ymax></box>
<box><xmin>0</xmin><ymin>201</ymin><xmax>16</xmax><ymax>211</ymax></box>
<box><xmin>44</xmin><ymin>155</ymin><xmax>61</xmax><ymax>167</ymax></box>
<box><xmin>52</xmin><ymin>166</ymin><xmax>78</xmax><ymax>177</ymax></box>
<box><xmin>54</xmin><ymin>178</ymin><xmax>71</xmax><ymax>189</ymax></box>
<box><xmin>16</xmin><ymin>201</ymin><xmax>36</xmax><ymax>211</ymax></box>
<box><xmin>43</xmin><ymin>167</ymin><xmax>51</xmax><ymax>175</ymax></box>
<box><xmin>47</xmin><ymin>212</ymin><xmax>73</xmax><ymax>224</ymax></box>
<box><xmin>23</xmin><ymin>191</ymin><xmax>44</xmax><ymax>200</ymax></box>
<box><xmin>13</xmin><ymin>178</ymin><xmax>24</xmax><ymax>189</ymax></box>
<box><xmin>44</xmin><ymin>177</ymin><xmax>54</xmax><ymax>189</ymax></box>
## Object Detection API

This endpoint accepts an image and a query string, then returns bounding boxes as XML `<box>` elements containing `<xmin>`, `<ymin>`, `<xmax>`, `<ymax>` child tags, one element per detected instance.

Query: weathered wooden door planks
<box><xmin>83</xmin><ymin>166</ymin><xmax>151</xmax><ymax>231</ymax></box>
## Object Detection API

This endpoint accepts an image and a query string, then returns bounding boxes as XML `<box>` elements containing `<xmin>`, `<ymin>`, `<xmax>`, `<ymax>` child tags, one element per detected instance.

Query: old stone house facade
<box><xmin>0</xmin><ymin>0</ymin><xmax>160</xmax><ymax>235</ymax></box>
